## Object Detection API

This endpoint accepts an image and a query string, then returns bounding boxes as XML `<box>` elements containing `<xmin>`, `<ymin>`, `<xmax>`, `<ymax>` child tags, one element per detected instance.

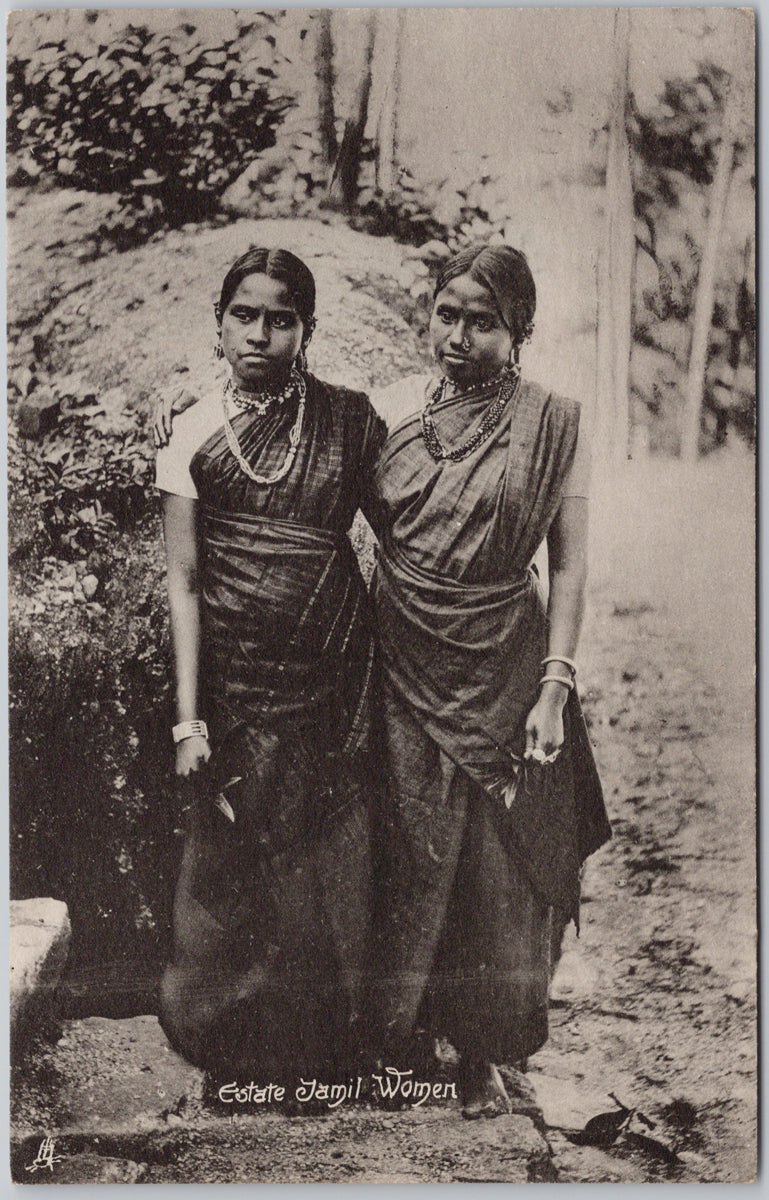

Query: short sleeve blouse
<box><xmin>155</xmin><ymin>389</ymin><xmax>225</xmax><ymax>499</ymax></box>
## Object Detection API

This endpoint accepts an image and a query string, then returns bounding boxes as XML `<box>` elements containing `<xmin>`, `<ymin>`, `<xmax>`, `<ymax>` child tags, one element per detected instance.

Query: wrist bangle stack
<box><xmin>539</xmin><ymin>673</ymin><xmax>575</xmax><ymax>692</ymax></box>
<box><xmin>540</xmin><ymin>655</ymin><xmax>577</xmax><ymax>693</ymax></box>
<box><xmin>172</xmin><ymin>720</ymin><xmax>209</xmax><ymax>744</ymax></box>
<box><xmin>541</xmin><ymin>655</ymin><xmax>577</xmax><ymax>676</ymax></box>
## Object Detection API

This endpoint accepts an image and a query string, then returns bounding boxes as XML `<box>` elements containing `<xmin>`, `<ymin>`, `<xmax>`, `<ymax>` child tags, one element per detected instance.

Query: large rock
<box><xmin>16</xmin><ymin>390</ymin><xmax>62</xmax><ymax>438</ymax></box>
<box><xmin>50</xmin><ymin>1015</ymin><xmax>204</xmax><ymax>1135</ymax></box>
<box><xmin>10</xmin><ymin>899</ymin><xmax>71</xmax><ymax>1039</ymax></box>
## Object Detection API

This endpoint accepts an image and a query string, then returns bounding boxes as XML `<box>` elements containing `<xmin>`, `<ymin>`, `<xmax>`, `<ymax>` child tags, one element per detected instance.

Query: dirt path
<box><xmin>9</xmin><ymin>197</ymin><xmax>757</xmax><ymax>1182</ymax></box>
<box><xmin>533</xmin><ymin>454</ymin><xmax>756</xmax><ymax>1182</ymax></box>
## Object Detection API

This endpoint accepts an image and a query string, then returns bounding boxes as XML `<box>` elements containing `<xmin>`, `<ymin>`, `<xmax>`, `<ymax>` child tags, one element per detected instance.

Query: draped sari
<box><xmin>159</xmin><ymin>375</ymin><xmax>386</xmax><ymax>1083</ymax></box>
<box><xmin>369</xmin><ymin>375</ymin><xmax>610</xmax><ymax>1064</ymax></box>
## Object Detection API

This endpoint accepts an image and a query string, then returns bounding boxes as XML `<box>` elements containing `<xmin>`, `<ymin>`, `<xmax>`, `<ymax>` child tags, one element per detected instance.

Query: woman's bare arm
<box><xmin>524</xmin><ymin>496</ymin><xmax>588</xmax><ymax>758</ymax></box>
<box><xmin>160</xmin><ymin>491</ymin><xmax>211</xmax><ymax>775</ymax></box>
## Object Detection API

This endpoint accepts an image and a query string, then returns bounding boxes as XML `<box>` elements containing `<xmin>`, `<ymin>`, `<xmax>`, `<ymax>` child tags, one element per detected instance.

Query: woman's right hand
<box><xmin>175</xmin><ymin>735</ymin><xmax>212</xmax><ymax>777</ymax></box>
<box><xmin>153</xmin><ymin>383</ymin><xmax>202</xmax><ymax>448</ymax></box>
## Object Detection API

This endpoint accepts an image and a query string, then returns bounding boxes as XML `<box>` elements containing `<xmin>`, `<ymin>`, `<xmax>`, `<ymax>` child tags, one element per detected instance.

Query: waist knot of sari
<box><xmin>375</xmin><ymin>535</ymin><xmax>542</xmax><ymax>792</ymax></box>
<box><xmin>201</xmin><ymin>507</ymin><xmax>374</xmax><ymax>758</ymax></box>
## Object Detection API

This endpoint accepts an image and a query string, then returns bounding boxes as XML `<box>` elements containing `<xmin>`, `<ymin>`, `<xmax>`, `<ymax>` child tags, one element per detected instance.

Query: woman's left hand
<box><xmin>524</xmin><ymin>686</ymin><xmax>567</xmax><ymax>762</ymax></box>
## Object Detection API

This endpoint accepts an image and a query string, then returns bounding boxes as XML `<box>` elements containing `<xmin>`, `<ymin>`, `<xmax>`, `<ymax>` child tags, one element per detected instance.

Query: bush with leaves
<box><xmin>7</xmin><ymin>14</ymin><xmax>295</xmax><ymax>245</ymax></box>
<box><xmin>9</xmin><ymin>543</ymin><xmax>181</xmax><ymax>1015</ymax></box>
<box><xmin>9</xmin><ymin>391</ymin><xmax>155</xmax><ymax>560</ymax></box>
<box><xmin>351</xmin><ymin>146</ymin><xmax>511</xmax><ymax>252</ymax></box>
<box><xmin>630</xmin><ymin>62</ymin><xmax>755</xmax><ymax>448</ymax></box>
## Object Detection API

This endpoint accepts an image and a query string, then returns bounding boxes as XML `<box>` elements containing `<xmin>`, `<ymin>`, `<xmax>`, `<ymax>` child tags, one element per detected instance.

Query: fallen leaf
<box><xmin>567</xmin><ymin>1106</ymin><xmax>633</xmax><ymax>1147</ymax></box>
<box><xmin>213</xmin><ymin>794</ymin><xmax>235</xmax><ymax>823</ymax></box>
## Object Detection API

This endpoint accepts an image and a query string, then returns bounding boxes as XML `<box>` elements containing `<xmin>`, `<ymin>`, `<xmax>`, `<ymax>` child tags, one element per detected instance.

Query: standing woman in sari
<box><xmin>155</xmin><ymin>248</ymin><xmax>386</xmax><ymax>1085</ymax></box>
<box><xmin>369</xmin><ymin>244</ymin><xmax>611</xmax><ymax>1116</ymax></box>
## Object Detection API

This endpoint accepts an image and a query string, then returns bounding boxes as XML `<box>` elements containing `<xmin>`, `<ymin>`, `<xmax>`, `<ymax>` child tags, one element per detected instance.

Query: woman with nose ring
<box><xmin>155</xmin><ymin>248</ymin><xmax>387</xmax><ymax>1086</ymax></box>
<box><xmin>368</xmin><ymin>243</ymin><xmax>609</xmax><ymax>1117</ymax></box>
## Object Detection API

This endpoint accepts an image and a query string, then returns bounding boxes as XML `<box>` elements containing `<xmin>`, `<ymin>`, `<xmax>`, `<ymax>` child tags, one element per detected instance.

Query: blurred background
<box><xmin>7</xmin><ymin>7</ymin><xmax>756</xmax><ymax>1031</ymax></box>
<box><xmin>8</xmin><ymin>7</ymin><xmax>755</xmax><ymax>455</ymax></box>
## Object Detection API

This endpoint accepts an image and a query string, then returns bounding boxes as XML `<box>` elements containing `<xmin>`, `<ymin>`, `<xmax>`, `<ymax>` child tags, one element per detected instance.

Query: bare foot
<box><xmin>459</xmin><ymin>1059</ymin><xmax>512</xmax><ymax>1120</ymax></box>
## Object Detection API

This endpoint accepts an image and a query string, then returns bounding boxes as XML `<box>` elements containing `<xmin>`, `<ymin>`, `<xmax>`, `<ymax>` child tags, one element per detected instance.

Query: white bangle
<box><xmin>172</xmin><ymin>720</ymin><xmax>209</xmax><ymax>744</ymax></box>
<box><xmin>542</xmin><ymin>655</ymin><xmax>577</xmax><ymax>676</ymax></box>
<box><xmin>540</xmin><ymin>674</ymin><xmax>575</xmax><ymax>692</ymax></box>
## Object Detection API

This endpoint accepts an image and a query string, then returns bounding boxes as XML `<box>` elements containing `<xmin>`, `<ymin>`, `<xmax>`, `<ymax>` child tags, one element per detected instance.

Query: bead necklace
<box><xmin>221</xmin><ymin>368</ymin><xmax>306</xmax><ymax>486</ymax></box>
<box><xmin>224</xmin><ymin>373</ymin><xmax>295</xmax><ymax>415</ymax></box>
<box><xmin>420</xmin><ymin>366</ymin><xmax>520</xmax><ymax>463</ymax></box>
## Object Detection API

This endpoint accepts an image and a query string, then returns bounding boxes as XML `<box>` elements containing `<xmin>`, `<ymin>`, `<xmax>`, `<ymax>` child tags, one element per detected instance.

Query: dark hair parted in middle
<box><xmin>434</xmin><ymin>244</ymin><xmax>536</xmax><ymax>348</ymax></box>
<box><xmin>216</xmin><ymin>247</ymin><xmax>317</xmax><ymax>334</ymax></box>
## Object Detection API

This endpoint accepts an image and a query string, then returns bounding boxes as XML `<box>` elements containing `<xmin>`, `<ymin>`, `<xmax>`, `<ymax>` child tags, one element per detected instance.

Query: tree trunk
<box><xmin>595</xmin><ymin>7</ymin><xmax>635</xmax><ymax>462</ymax></box>
<box><xmin>680</xmin><ymin>91</ymin><xmax>741</xmax><ymax>461</ymax></box>
<box><xmin>314</xmin><ymin>9</ymin><xmax>337</xmax><ymax>169</ymax></box>
<box><xmin>376</xmin><ymin>9</ymin><xmax>405</xmax><ymax>196</ymax></box>
<box><xmin>331</xmin><ymin>10</ymin><xmax>377</xmax><ymax>212</ymax></box>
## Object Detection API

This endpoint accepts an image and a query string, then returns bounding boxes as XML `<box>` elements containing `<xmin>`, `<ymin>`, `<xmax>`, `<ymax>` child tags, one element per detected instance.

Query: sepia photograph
<box><xmin>7</xmin><ymin>5</ymin><xmax>756</xmax><ymax>1184</ymax></box>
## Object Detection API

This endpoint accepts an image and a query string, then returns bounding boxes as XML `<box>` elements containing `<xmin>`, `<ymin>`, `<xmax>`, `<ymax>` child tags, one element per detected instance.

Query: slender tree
<box><xmin>314</xmin><ymin>9</ymin><xmax>337</xmax><ymax>170</ymax></box>
<box><xmin>596</xmin><ymin>7</ymin><xmax>635</xmax><ymax>462</ymax></box>
<box><xmin>330</xmin><ymin>9</ymin><xmax>377</xmax><ymax>211</ymax></box>
<box><xmin>680</xmin><ymin>12</ymin><xmax>751</xmax><ymax>461</ymax></box>
<box><xmin>375</xmin><ymin>8</ymin><xmax>405</xmax><ymax>196</ymax></box>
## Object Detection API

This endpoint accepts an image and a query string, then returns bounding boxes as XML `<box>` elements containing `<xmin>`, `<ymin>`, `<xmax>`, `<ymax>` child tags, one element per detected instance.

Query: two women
<box><xmin>155</xmin><ymin>241</ymin><xmax>610</xmax><ymax>1110</ymax></box>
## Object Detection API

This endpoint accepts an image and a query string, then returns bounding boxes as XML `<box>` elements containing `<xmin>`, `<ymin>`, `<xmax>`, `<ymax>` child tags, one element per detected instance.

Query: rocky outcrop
<box><xmin>10</xmin><ymin>898</ymin><xmax>71</xmax><ymax>1041</ymax></box>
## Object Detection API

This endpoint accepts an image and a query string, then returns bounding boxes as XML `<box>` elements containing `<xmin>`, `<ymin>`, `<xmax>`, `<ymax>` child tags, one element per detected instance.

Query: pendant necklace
<box><xmin>223</xmin><ymin>373</ymin><xmax>295</xmax><ymax>414</ymax></box>
<box><xmin>221</xmin><ymin>368</ymin><xmax>306</xmax><ymax>486</ymax></box>
<box><xmin>421</xmin><ymin>366</ymin><xmax>520</xmax><ymax>463</ymax></box>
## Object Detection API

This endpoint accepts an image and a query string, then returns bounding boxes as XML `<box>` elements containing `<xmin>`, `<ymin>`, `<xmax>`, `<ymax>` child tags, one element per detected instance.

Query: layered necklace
<box><xmin>221</xmin><ymin>368</ymin><xmax>306</xmax><ymax>486</ymax></box>
<box><xmin>420</xmin><ymin>365</ymin><xmax>520</xmax><ymax>462</ymax></box>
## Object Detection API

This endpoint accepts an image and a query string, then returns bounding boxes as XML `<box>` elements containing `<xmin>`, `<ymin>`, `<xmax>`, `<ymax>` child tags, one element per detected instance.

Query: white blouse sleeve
<box><xmin>155</xmin><ymin>393</ymin><xmax>224</xmax><ymax>499</ymax></box>
<box><xmin>370</xmin><ymin>374</ymin><xmax>432</xmax><ymax>432</ymax></box>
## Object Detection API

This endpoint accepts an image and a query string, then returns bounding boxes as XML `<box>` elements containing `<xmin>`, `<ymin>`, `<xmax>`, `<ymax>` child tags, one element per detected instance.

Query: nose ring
<box><xmin>460</xmin><ymin>335</ymin><xmax>471</xmax><ymax>352</ymax></box>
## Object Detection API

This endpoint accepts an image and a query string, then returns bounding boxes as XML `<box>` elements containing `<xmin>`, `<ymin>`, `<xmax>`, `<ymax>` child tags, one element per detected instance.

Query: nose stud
<box><xmin>460</xmin><ymin>335</ymin><xmax>471</xmax><ymax>352</ymax></box>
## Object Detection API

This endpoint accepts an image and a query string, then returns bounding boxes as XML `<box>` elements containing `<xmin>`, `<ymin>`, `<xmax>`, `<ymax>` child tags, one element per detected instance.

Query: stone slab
<box><xmin>528</xmin><ymin>1069</ymin><xmax>615</xmax><ymax>1131</ymax></box>
<box><xmin>10</xmin><ymin>898</ymin><xmax>71</xmax><ymax>1037</ymax></box>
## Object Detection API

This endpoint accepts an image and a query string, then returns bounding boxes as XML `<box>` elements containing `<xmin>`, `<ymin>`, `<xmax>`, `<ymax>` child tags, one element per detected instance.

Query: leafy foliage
<box><xmin>633</xmin><ymin>66</ymin><xmax>729</xmax><ymax>187</ymax></box>
<box><xmin>630</xmin><ymin>62</ymin><xmax>755</xmax><ymax>449</ymax></box>
<box><xmin>7</xmin><ymin>15</ymin><xmax>295</xmax><ymax>244</ymax></box>
<box><xmin>354</xmin><ymin>147</ymin><xmax>512</xmax><ymax>250</ymax></box>
<box><xmin>9</xmin><ymin>550</ymin><xmax>180</xmax><ymax>1011</ymax></box>
<box><xmin>9</xmin><ymin>389</ymin><xmax>155</xmax><ymax>559</ymax></box>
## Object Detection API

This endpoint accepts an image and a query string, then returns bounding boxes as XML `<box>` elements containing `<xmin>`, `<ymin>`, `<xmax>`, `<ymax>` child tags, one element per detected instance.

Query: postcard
<box><xmin>8</xmin><ymin>6</ymin><xmax>756</xmax><ymax>1184</ymax></box>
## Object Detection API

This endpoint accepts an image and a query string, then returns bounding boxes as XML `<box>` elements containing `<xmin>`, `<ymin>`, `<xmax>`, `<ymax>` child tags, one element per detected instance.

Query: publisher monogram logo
<box><xmin>26</xmin><ymin>1137</ymin><xmax>64</xmax><ymax>1173</ymax></box>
